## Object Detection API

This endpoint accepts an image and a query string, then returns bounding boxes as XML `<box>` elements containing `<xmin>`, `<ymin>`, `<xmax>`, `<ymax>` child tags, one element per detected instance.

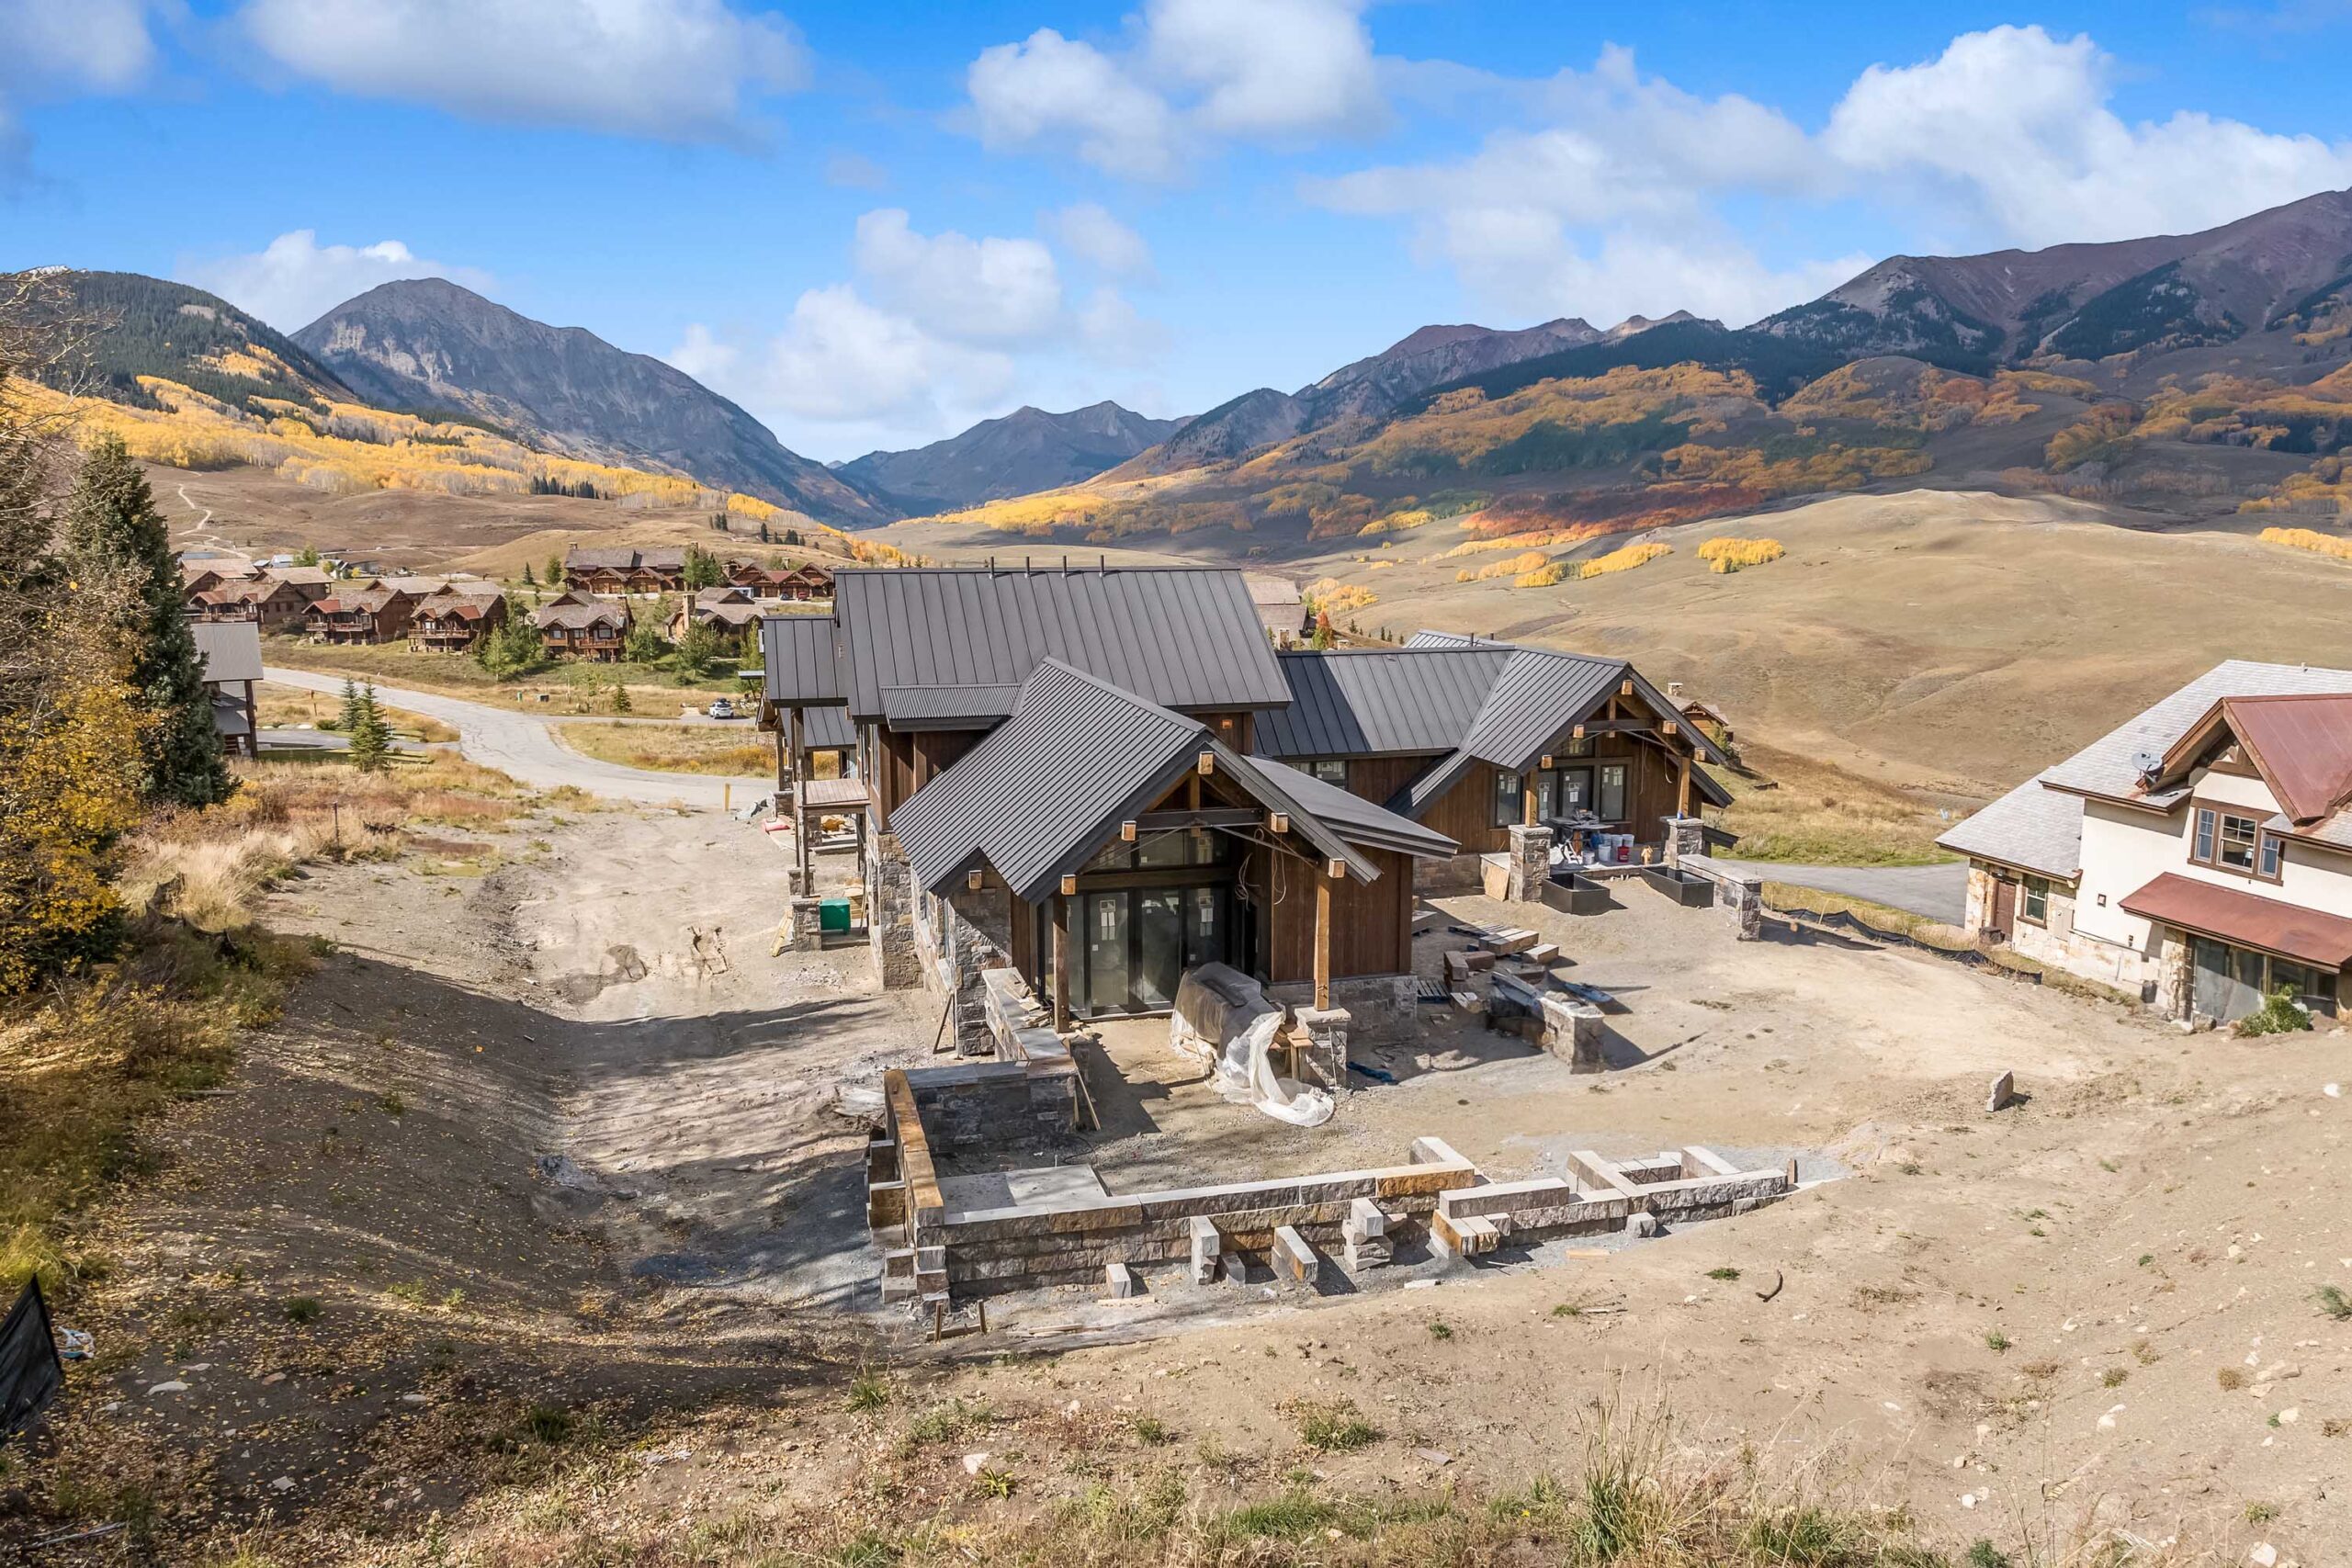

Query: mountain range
<box><xmin>838</xmin><ymin>400</ymin><xmax>1182</xmax><ymax>511</ymax></box>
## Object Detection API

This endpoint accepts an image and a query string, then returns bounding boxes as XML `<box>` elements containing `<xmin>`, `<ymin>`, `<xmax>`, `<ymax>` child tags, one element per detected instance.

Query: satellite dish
<box><xmin>2131</xmin><ymin>750</ymin><xmax>2164</xmax><ymax>782</ymax></box>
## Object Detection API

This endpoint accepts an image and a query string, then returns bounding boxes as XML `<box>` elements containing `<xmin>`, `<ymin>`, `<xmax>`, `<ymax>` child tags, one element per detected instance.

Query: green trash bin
<box><xmin>819</xmin><ymin>897</ymin><xmax>852</xmax><ymax>933</ymax></box>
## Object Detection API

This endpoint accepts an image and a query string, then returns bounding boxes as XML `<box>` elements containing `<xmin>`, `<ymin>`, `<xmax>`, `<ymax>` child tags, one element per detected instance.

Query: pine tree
<box><xmin>295</xmin><ymin>546</ymin><xmax>321</xmax><ymax>568</ymax></box>
<box><xmin>521</xmin><ymin>561</ymin><xmax>536</xmax><ymax>585</ymax></box>
<box><xmin>546</xmin><ymin>554</ymin><xmax>564</xmax><ymax>588</ymax></box>
<box><xmin>346</xmin><ymin>683</ymin><xmax>391</xmax><ymax>773</ymax></box>
<box><xmin>611</xmin><ymin>677</ymin><xmax>632</xmax><ymax>714</ymax></box>
<box><xmin>60</xmin><ymin>435</ymin><xmax>232</xmax><ymax>807</ymax></box>
<box><xmin>337</xmin><ymin>676</ymin><xmax>361</xmax><ymax>733</ymax></box>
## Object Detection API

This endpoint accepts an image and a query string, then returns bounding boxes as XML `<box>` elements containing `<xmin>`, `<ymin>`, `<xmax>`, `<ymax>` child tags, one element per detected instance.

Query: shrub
<box><xmin>2235</xmin><ymin>985</ymin><xmax>2313</xmax><ymax>1037</ymax></box>
<box><xmin>1295</xmin><ymin>1399</ymin><xmax>1378</xmax><ymax>1452</ymax></box>
<box><xmin>2316</xmin><ymin>1284</ymin><xmax>2351</xmax><ymax>1321</ymax></box>
<box><xmin>281</xmin><ymin>1295</ymin><xmax>322</xmax><ymax>1323</ymax></box>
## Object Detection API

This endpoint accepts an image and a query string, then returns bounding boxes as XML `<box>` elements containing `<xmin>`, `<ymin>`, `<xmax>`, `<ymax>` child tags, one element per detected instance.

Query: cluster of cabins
<box><xmin>759</xmin><ymin>564</ymin><xmax>1727</xmax><ymax>1045</ymax></box>
<box><xmin>562</xmin><ymin>547</ymin><xmax>833</xmax><ymax>601</ymax></box>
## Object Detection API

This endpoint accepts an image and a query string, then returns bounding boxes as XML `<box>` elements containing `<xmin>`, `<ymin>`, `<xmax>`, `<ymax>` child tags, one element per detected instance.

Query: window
<box><xmin>1305</xmin><ymin>758</ymin><xmax>1349</xmax><ymax>787</ymax></box>
<box><xmin>2258</xmin><ymin>832</ymin><xmax>2283</xmax><ymax>881</ymax></box>
<box><xmin>1597</xmin><ymin>763</ymin><xmax>1628</xmax><ymax>823</ymax></box>
<box><xmin>1492</xmin><ymin>770</ymin><xmax>1523</xmax><ymax>828</ymax></box>
<box><xmin>2020</xmin><ymin>875</ymin><xmax>2049</xmax><ymax>925</ymax></box>
<box><xmin>2217</xmin><ymin>813</ymin><xmax>2259</xmax><ymax>871</ymax></box>
<box><xmin>1558</xmin><ymin>736</ymin><xmax>1594</xmax><ymax>759</ymax></box>
<box><xmin>2189</xmin><ymin>803</ymin><xmax>2267</xmax><ymax>874</ymax></box>
<box><xmin>2193</xmin><ymin>807</ymin><xmax>2216</xmax><ymax>863</ymax></box>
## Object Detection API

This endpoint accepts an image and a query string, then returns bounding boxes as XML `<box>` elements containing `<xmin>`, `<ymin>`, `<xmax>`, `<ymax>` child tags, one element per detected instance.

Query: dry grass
<box><xmin>555</xmin><ymin>722</ymin><xmax>774</xmax><ymax>778</ymax></box>
<box><xmin>118</xmin><ymin>757</ymin><xmax>530</xmax><ymax>932</ymax></box>
<box><xmin>253</xmin><ymin>682</ymin><xmax>458</xmax><ymax>744</ymax></box>
<box><xmin>266</xmin><ymin>637</ymin><xmax>746</xmax><ymax>700</ymax></box>
<box><xmin>1713</xmin><ymin>745</ymin><xmax>1961</xmax><ymax>867</ymax></box>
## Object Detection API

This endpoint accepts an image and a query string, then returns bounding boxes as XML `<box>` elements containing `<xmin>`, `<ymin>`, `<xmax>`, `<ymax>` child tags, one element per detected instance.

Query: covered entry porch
<box><xmin>2121</xmin><ymin>872</ymin><xmax>2352</xmax><ymax>1023</ymax></box>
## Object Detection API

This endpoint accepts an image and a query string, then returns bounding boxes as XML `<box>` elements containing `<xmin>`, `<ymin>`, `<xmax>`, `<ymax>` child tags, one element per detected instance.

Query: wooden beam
<box><xmin>1677</xmin><ymin>751</ymin><xmax>1692</xmax><ymax>819</ymax></box>
<box><xmin>1052</xmin><ymin>894</ymin><xmax>1071</xmax><ymax>1031</ymax></box>
<box><xmin>1577</xmin><ymin>717</ymin><xmax>1657</xmax><ymax>735</ymax></box>
<box><xmin>1522</xmin><ymin>773</ymin><xmax>1539</xmax><ymax>827</ymax></box>
<box><xmin>1313</xmin><ymin>867</ymin><xmax>1334</xmax><ymax>1011</ymax></box>
<box><xmin>1136</xmin><ymin>807</ymin><xmax>1260</xmax><ymax>832</ymax></box>
<box><xmin>790</xmin><ymin>706</ymin><xmax>811</xmax><ymax>892</ymax></box>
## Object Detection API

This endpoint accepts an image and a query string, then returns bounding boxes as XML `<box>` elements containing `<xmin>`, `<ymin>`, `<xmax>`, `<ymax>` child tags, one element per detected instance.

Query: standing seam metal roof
<box><xmin>891</xmin><ymin>660</ymin><xmax>1422</xmax><ymax>904</ymax></box>
<box><xmin>190</xmin><ymin>620</ymin><xmax>263</xmax><ymax>685</ymax></box>
<box><xmin>760</xmin><ymin>615</ymin><xmax>845</xmax><ymax>705</ymax></box>
<box><xmin>1254</xmin><ymin>649</ymin><xmax>1513</xmax><ymax>758</ymax></box>
<box><xmin>833</xmin><ymin>568</ymin><xmax>1291</xmax><ymax>720</ymax></box>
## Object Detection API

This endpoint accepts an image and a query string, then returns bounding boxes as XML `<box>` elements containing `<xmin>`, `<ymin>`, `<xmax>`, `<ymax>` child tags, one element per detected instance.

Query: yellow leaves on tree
<box><xmin>1696</xmin><ymin>536</ymin><xmax>1785</xmax><ymax>573</ymax></box>
<box><xmin>1513</xmin><ymin>562</ymin><xmax>1568</xmax><ymax>588</ymax></box>
<box><xmin>1577</xmin><ymin>542</ymin><xmax>1671</xmax><ymax>580</ymax></box>
<box><xmin>1460</xmin><ymin>550</ymin><xmax>1550</xmax><ymax>582</ymax></box>
<box><xmin>2043</xmin><ymin>403</ymin><xmax>2142</xmax><ymax>472</ymax></box>
<box><xmin>2256</xmin><ymin>525</ymin><xmax>2352</xmax><ymax>561</ymax></box>
<box><xmin>1305</xmin><ymin>579</ymin><xmax>1376</xmax><ymax>615</ymax></box>
<box><xmin>0</xmin><ymin>653</ymin><xmax>149</xmax><ymax>994</ymax></box>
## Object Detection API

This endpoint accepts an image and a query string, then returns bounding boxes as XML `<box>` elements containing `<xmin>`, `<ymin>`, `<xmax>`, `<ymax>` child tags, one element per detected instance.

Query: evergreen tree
<box><xmin>673</xmin><ymin>618</ymin><xmax>722</xmax><ymax>677</ymax></box>
<box><xmin>521</xmin><ymin>561</ymin><xmax>536</xmax><ymax>586</ymax></box>
<box><xmin>757</xmin><ymin>521</ymin><xmax>772</xmax><ymax>543</ymax></box>
<box><xmin>682</xmin><ymin>545</ymin><xmax>725</xmax><ymax>592</ymax></box>
<box><xmin>475</xmin><ymin>596</ymin><xmax>545</xmax><ymax>678</ymax></box>
<box><xmin>295</xmin><ymin>546</ymin><xmax>322</xmax><ymax>568</ymax></box>
<box><xmin>346</xmin><ymin>683</ymin><xmax>391</xmax><ymax>773</ymax></box>
<box><xmin>624</xmin><ymin>615</ymin><xmax>669</xmax><ymax>665</ymax></box>
<box><xmin>337</xmin><ymin>676</ymin><xmax>361</xmax><ymax>733</ymax></box>
<box><xmin>546</xmin><ymin>553</ymin><xmax>564</xmax><ymax>588</ymax></box>
<box><xmin>610</xmin><ymin>677</ymin><xmax>632</xmax><ymax>714</ymax></box>
<box><xmin>60</xmin><ymin>436</ymin><xmax>232</xmax><ymax>807</ymax></box>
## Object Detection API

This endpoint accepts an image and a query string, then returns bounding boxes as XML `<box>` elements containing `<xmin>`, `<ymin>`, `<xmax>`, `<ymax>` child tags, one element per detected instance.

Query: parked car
<box><xmin>706</xmin><ymin>697</ymin><xmax>739</xmax><ymax>720</ymax></box>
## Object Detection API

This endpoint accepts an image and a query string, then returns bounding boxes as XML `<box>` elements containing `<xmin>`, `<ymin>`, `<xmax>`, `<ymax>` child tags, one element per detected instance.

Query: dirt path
<box><xmin>263</xmin><ymin>666</ymin><xmax>770</xmax><ymax>807</ymax></box>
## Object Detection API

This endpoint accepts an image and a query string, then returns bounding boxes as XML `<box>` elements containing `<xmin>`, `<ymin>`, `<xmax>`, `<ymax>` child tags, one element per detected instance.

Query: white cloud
<box><xmin>963</xmin><ymin>0</ymin><xmax>1381</xmax><ymax>179</ymax></box>
<box><xmin>1822</xmin><ymin>24</ymin><xmax>2352</xmax><ymax>245</ymax></box>
<box><xmin>1045</xmin><ymin>203</ymin><xmax>1157</xmax><ymax>282</ymax></box>
<box><xmin>1144</xmin><ymin>0</ymin><xmax>1380</xmax><ymax>140</ymax></box>
<box><xmin>823</xmin><ymin>151</ymin><xmax>888</xmax><ymax>189</ymax></box>
<box><xmin>178</xmin><ymin>231</ymin><xmax>494</xmax><ymax>332</ymax></box>
<box><xmin>668</xmin><ymin>285</ymin><xmax>1014</xmax><ymax>450</ymax></box>
<box><xmin>0</xmin><ymin>0</ymin><xmax>161</xmax><ymax>183</ymax></box>
<box><xmin>967</xmin><ymin>27</ymin><xmax>1184</xmax><ymax>180</ymax></box>
<box><xmin>1306</xmin><ymin>28</ymin><xmax>2352</xmax><ymax>326</ymax></box>
<box><xmin>234</xmin><ymin>0</ymin><xmax>809</xmax><ymax>142</ymax></box>
<box><xmin>852</xmin><ymin>209</ymin><xmax>1063</xmax><ymax>345</ymax></box>
<box><xmin>1077</xmin><ymin>287</ymin><xmax>1170</xmax><ymax>367</ymax></box>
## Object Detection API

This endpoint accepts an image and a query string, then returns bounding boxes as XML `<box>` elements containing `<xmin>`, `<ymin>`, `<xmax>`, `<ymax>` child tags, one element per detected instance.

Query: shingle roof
<box><xmin>191</xmin><ymin>620</ymin><xmax>263</xmax><ymax>685</ymax></box>
<box><xmin>1256</xmin><ymin>648</ymin><xmax>1513</xmax><ymax>758</ymax></box>
<box><xmin>1941</xmin><ymin>660</ymin><xmax>2352</xmax><ymax>876</ymax></box>
<box><xmin>533</xmin><ymin>602</ymin><xmax>629</xmax><ymax>630</ymax></box>
<box><xmin>264</xmin><ymin>566</ymin><xmax>334</xmax><ymax>587</ymax></box>
<box><xmin>891</xmin><ymin>660</ymin><xmax>1409</xmax><ymax>903</ymax></box>
<box><xmin>831</xmin><ymin>567</ymin><xmax>1291</xmax><ymax>720</ymax></box>
<box><xmin>761</xmin><ymin>615</ymin><xmax>844</xmax><ymax>706</ymax></box>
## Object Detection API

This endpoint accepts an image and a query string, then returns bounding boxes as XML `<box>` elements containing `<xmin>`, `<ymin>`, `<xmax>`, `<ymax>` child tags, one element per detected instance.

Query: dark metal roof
<box><xmin>832</xmin><ymin>567</ymin><xmax>1290</xmax><ymax>721</ymax></box>
<box><xmin>761</xmin><ymin>615</ymin><xmax>844</xmax><ymax>706</ymax></box>
<box><xmin>890</xmin><ymin>660</ymin><xmax>1385</xmax><ymax>904</ymax></box>
<box><xmin>190</xmin><ymin>620</ymin><xmax>263</xmax><ymax>686</ymax></box>
<box><xmin>1255</xmin><ymin>649</ymin><xmax>1513</xmax><ymax>758</ymax></box>
<box><xmin>1250</xmin><ymin>760</ymin><xmax>1457</xmax><ymax>859</ymax></box>
<box><xmin>797</xmin><ymin>706</ymin><xmax>855</xmax><ymax>750</ymax></box>
<box><xmin>879</xmin><ymin>684</ymin><xmax>1021</xmax><ymax>730</ymax></box>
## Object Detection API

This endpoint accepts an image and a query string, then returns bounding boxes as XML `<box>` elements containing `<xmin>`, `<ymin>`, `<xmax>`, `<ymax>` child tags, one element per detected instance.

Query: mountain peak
<box><xmin>839</xmin><ymin>400</ymin><xmax>1182</xmax><ymax>512</ymax></box>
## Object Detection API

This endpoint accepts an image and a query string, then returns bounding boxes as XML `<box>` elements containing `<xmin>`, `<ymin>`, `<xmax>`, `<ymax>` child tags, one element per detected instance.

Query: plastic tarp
<box><xmin>1169</xmin><ymin>962</ymin><xmax>1334</xmax><ymax>1128</ymax></box>
<box><xmin>1</xmin><ymin>1280</ymin><xmax>62</xmax><ymax>1440</ymax></box>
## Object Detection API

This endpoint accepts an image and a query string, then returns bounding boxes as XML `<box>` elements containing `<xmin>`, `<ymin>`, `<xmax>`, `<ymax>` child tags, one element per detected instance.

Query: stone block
<box><xmin>1631</xmin><ymin>1211</ymin><xmax>1660</xmax><ymax>1238</ymax></box>
<box><xmin>1105</xmin><ymin>1262</ymin><xmax>1142</xmax><ymax>1298</ymax></box>
<box><xmin>786</xmin><ymin>896</ymin><xmax>826</xmax><ymax>953</ymax></box>
<box><xmin>1343</xmin><ymin>1196</ymin><xmax>1386</xmax><ymax>1244</ymax></box>
<box><xmin>867</xmin><ymin>1179</ymin><xmax>907</xmax><ymax>1233</ymax></box>
<box><xmin>1343</xmin><ymin>1234</ymin><xmax>1392</xmax><ymax>1271</ymax></box>
<box><xmin>1272</xmin><ymin>1224</ymin><xmax>1319</xmax><ymax>1284</ymax></box>
<box><xmin>1188</xmin><ymin>1216</ymin><xmax>1221</xmax><ymax>1285</ymax></box>
<box><xmin>1504</xmin><ymin>825</ymin><xmax>1553</xmax><ymax>902</ymax></box>
<box><xmin>1988</xmin><ymin>1069</ymin><xmax>2016</xmax><ymax>1112</ymax></box>
<box><xmin>1220</xmin><ymin>1250</ymin><xmax>1250</xmax><ymax>1287</ymax></box>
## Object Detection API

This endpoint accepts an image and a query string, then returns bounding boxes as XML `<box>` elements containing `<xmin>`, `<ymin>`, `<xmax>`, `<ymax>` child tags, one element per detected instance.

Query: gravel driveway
<box><xmin>263</xmin><ymin>667</ymin><xmax>771</xmax><ymax>807</ymax></box>
<box><xmin>1713</xmin><ymin>858</ymin><xmax>1969</xmax><ymax>924</ymax></box>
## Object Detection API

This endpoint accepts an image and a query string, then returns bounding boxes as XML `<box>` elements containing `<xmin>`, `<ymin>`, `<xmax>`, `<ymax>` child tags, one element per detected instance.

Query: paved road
<box><xmin>263</xmin><ymin>667</ymin><xmax>771</xmax><ymax>808</ymax></box>
<box><xmin>1716</xmin><ymin>858</ymin><xmax>1969</xmax><ymax>925</ymax></box>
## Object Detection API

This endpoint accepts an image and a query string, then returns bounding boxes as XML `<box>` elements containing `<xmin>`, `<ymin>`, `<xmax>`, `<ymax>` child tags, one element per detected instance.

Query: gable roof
<box><xmin>190</xmin><ymin>620</ymin><xmax>263</xmax><ymax>685</ymax></box>
<box><xmin>831</xmin><ymin>566</ymin><xmax>1291</xmax><ymax>721</ymax></box>
<box><xmin>2197</xmin><ymin>694</ymin><xmax>2352</xmax><ymax>825</ymax></box>
<box><xmin>264</xmin><ymin>566</ymin><xmax>334</xmax><ymax>587</ymax></box>
<box><xmin>533</xmin><ymin>601</ymin><xmax>629</xmax><ymax>630</ymax></box>
<box><xmin>1256</xmin><ymin>648</ymin><xmax>1513</xmax><ymax>757</ymax></box>
<box><xmin>761</xmin><ymin>615</ymin><xmax>844</xmax><ymax>707</ymax></box>
<box><xmin>1941</xmin><ymin>660</ymin><xmax>2352</xmax><ymax>875</ymax></box>
<box><xmin>889</xmin><ymin>660</ymin><xmax>1447</xmax><ymax>903</ymax></box>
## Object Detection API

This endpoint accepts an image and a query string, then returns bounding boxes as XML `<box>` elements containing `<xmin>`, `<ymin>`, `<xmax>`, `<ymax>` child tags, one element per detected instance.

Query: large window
<box><xmin>1305</xmin><ymin>758</ymin><xmax>1349</xmax><ymax>787</ymax></box>
<box><xmin>1493</xmin><ymin>770</ymin><xmax>1523</xmax><ymax>827</ymax></box>
<box><xmin>2191</xmin><ymin>803</ymin><xmax>2275</xmax><ymax>877</ymax></box>
<box><xmin>1597</xmin><ymin>763</ymin><xmax>1628</xmax><ymax>823</ymax></box>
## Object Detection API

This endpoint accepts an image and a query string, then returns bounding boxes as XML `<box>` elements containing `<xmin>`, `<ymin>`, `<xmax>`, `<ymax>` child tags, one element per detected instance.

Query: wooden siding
<box><xmin>1262</xmin><ymin>845</ymin><xmax>1414</xmax><ymax>983</ymax></box>
<box><xmin>1415</xmin><ymin>734</ymin><xmax>1690</xmax><ymax>853</ymax></box>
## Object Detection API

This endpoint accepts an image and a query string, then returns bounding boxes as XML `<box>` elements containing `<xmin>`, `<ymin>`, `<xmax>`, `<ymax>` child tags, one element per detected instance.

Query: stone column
<box><xmin>1291</xmin><ymin>1005</ymin><xmax>1352</xmax><ymax>1093</ymax></box>
<box><xmin>786</xmin><ymin>895</ymin><xmax>826</xmax><ymax>953</ymax></box>
<box><xmin>1661</xmin><ymin>815</ymin><xmax>1707</xmax><ymax>865</ymax></box>
<box><xmin>866</xmin><ymin>829</ymin><xmax>923</xmax><ymax>989</ymax></box>
<box><xmin>1504</xmin><ymin>823</ymin><xmax>1553</xmax><ymax>902</ymax></box>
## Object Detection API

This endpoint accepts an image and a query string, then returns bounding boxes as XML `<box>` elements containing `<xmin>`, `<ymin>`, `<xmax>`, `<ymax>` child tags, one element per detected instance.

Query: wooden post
<box><xmin>790</xmin><ymin>707</ymin><xmax>811</xmax><ymax>893</ymax></box>
<box><xmin>1313</xmin><ymin>867</ymin><xmax>1334</xmax><ymax>1011</ymax></box>
<box><xmin>1676</xmin><ymin>750</ymin><xmax>1692</xmax><ymax>819</ymax></box>
<box><xmin>1052</xmin><ymin>894</ymin><xmax>1072</xmax><ymax>1031</ymax></box>
<box><xmin>1522</xmin><ymin>773</ymin><xmax>1539</xmax><ymax>827</ymax></box>
<box><xmin>773</xmin><ymin>723</ymin><xmax>787</xmax><ymax>791</ymax></box>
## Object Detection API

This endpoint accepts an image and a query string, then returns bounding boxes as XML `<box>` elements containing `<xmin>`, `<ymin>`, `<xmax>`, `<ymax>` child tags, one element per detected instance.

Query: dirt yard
<box><xmin>13</xmin><ymin>812</ymin><xmax>2349</xmax><ymax>1564</ymax></box>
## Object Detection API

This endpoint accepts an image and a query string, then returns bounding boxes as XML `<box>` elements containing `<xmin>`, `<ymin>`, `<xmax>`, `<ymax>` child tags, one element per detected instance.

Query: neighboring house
<box><xmin>190</xmin><ymin>576</ymin><xmax>312</xmax><ymax>628</ymax></box>
<box><xmin>302</xmin><ymin>586</ymin><xmax>418</xmax><ymax>645</ymax></box>
<box><xmin>410</xmin><ymin>588</ymin><xmax>509</xmax><ymax>652</ymax></box>
<box><xmin>179</xmin><ymin>558</ymin><xmax>259</xmax><ymax>602</ymax></box>
<box><xmin>1252</xmin><ymin>635</ymin><xmax>1732</xmax><ymax>888</ymax></box>
<box><xmin>562</xmin><ymin>547</ymin><xmax>692</xmax><ymax>595</ymax></box>
<box><xmin>531</xmin><ymin>593</ymin><xmax>632</xmax><ymax>660</ymax></box>
<box><xmin>191</xmin><ymin>619</ymin><xmax>262</xmax><ymax>758</ymax></box>
<box><xmin>1246</xmin><ymin>574</ymin><xmax>1309</xmax><ymax>644</ymax></box>
<box><xmin>760</xmin><ymin>566</ymin><xmax>1458</xmax><ymax>1035</ymax></box>
<box><xmin>1940</xmin><ymin>660</ymin><xmax>2352</xmax><ymax>1024</ymax></box>
<box><xmin>668</xmin><ymin>586</ymin><xmax>763</xmax><ymax>642</ymax></box>
<box><xmin>265</xmin><ymin>566</ymin><xmax>335</xmax><ymax>611</ymax></box>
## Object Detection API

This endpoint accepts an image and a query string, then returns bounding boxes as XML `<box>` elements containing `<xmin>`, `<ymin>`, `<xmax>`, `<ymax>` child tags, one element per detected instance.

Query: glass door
<box><xmin>1134</xmin><ymin>890</ymin><xmax>1184</xmax><ymax>1011</ymax></box>
<box><xmin>2189</xmin><ymin>936</ymin><xmax>2264</xmax><ymax>1022</ymax></box>
<box><xmin>1083</xmin><ymin>892</ymin><xmax>1130</xmax><ymax>1015</ymax></box>
<box><xmin>1184</xmin><ymin>886</ymin><xmax>1228</xmax><ymax>972</ymax></box>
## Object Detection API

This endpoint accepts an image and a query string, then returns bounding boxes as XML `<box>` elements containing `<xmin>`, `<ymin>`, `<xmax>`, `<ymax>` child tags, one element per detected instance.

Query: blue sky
<box><xmin>6</xmin><ymin>2</ymin><xmax>2352</xmax><ymax>461</ymax></box>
